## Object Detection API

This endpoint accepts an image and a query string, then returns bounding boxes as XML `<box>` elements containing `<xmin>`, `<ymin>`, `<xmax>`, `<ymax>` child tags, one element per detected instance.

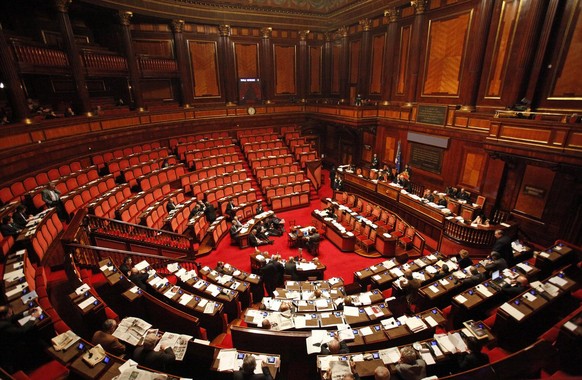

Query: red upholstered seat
<box><xmin>12</xmin><ymin>360</ymin><xmax>70</xmax><ymax>380</ymax></box>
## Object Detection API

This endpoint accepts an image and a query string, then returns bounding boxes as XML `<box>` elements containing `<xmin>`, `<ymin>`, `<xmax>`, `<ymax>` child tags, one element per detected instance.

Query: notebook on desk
<box><xmin>490</xmin><ymin>270</ymin><xmax>505</xmax><ymax>289</ymax></box>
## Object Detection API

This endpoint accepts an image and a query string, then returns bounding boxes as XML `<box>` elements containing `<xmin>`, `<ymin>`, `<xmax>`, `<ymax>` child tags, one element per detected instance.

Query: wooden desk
<box><xmin>312</xmin><ymin>210</ymin><xmax>355</xmax><ymax>252</ymax></box>
<box><xmin>375</xmin><ymin>231</ymin><xmax>398</xmax><ymax>257</ymax></box>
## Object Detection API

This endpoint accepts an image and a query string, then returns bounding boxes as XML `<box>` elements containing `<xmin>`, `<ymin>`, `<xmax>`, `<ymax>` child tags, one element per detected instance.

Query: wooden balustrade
<box><xmin>138</xmin><ymin>57</ymin><xmax>178</xmax><ymax>72</ymax></box>
<box><xmin>13</xmin><ymin>44</ymin><xmax>68</xmax><ymax>67</ymax></box>
<box><xmin>82</xmin><ymin>51</ymin><xmax>128</xmax><ymax>71</ymax></box>
<box><xmin>443</xmin><ymin>219</ymin><xmax>498</xmax><ymax>247</ymax></box>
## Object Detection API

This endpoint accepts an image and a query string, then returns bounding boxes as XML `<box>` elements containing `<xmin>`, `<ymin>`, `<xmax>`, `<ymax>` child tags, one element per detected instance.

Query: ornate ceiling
<box><xmin>84</xmin><ymin>0</ymin><xmax>408</xmax><ymax>31</ymax></box>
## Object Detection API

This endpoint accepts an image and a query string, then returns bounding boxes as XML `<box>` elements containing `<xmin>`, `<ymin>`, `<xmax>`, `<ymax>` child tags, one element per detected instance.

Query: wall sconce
<box><xmin>0</xmin><ymin>82</ymin><xmax>4</xmax><ymax>89</ymax></box>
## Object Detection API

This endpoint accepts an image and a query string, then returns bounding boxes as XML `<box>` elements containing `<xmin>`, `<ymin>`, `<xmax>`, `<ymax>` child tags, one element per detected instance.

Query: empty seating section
<box><xmin>189</xmin><ymin>212</ymin><xmax>209</xmax><ymax>242</ymax></box>
<box><xmin>283</xmin><ymin>130</ymin><xmax>300</xmax><ymax>143</ymax></box>
<box><xmin>218</xmin><ymin>189</ymin><xmax>258</xmax><ymax>214</ymax></box>
<box><xmin>270</xmin><ymin>191</ymin><xmax>310</xmax><ymax>211</ymax></box>
<box><xmin>239</xmin><ymin>132</ymin><xmax>279</xmax><ymax>146</ymax></box>
<box><xmin>236</xmin><ymin>127</ymin><xmax>273</xmax><ymax>139</ymax></box>
<box><xmin>86</xmin><ymin>184</ymin><xmax>131</xmax><ymax>219</ymax></box>
<box><xmin>297</xmin><ymin>151</ymin><xmax>318</xmax><ymax>167</ymax></box>
<box><xmin>255</xmin><ymin>163</ymin><xmax>301</xmax><ymax>180</ymax></box>
<box><xmin>242</xmin><ymin>139</ymin><xmax>285</xmax><ymax>154</ymax></box>
<box><xmin>116</xmin><ymin>183</ymin><xmax>172</xmax><ymax>224</ymax></box>
<box><xmin>176</xmin><ymin>137</ymin><xmax>233</xmax><ymax>160</ymax></box>
<box><xmin>190</xmin><ymin>152</ymin><xmax>239</xmax><ymax>171</ymax></box>
<box><xmin>190</xmin><ymin>170</ymin><xmax>248</xmax><ymax>200</ymax></box>
<box><xmin>205</xmin><ymin>179</ymin><xmax>253</xmax><ymax>207</ymax></box>
<box><xmin>92</xmin><ymin>142</ymin><xmax>162</xmax><ymax>169</ymax></box>
<box><xmin>107</xmin><ymin>147</ymin><xmax>170</xmax><ymax>179</ymax></box>
<box><xmin>169</xmin><ymin>131</ymin><xmax>229</xmax><ymax>150</ymax></box>
<box><xmin>260</xmin><ymin>171</ymin><xmax>305</xmax><ymax>188</ymax></box>
<box><xmin>30</xmin><ymin>209</ymin><xmax>64</xmax><ymax>263</ymax></box>
<box><xmin>250</xmin><ymin>154</ymin><xmax>294</xmax><ymax>172</ymax></box>
<box><xmin>180</xmin><ymin>162</ymin><xmax>244</xmax><ymax>194</ymax></box>
<box><xmin>135</xmin><ymin>164</ymin><xmax>186</xmax><ymax>192</ymax></box>
<box><xmin>265</xmin><ymin>180</ymin><xmax>310</xmax><ymax>204</ymax></box>
<box><xmin>61</xmin><ymin>175</ymin><xmax>117</xmax><ymax>218</ymax></box>
<box><xmin>185</xmin><ymin>144</ymin><xmax>237</xmax><ymax>168</ymax></box>
<box><xmin>121</xmin><ymin>156</ymin><xmax>178</xmax><ymax>189</ymax></box>
<box><xmin>246</xmin><ymin>147</ymin><xmax>288</xmax><ymax>161</ymax></box>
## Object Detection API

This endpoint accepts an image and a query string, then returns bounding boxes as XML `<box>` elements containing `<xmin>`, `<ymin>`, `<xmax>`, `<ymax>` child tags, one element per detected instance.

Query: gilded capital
<box><xmin>411</xmin><ymin>0</ymin><xmax>428</xmax><ymax>15</ymax></box>
<box><xmin>337</xmin><ymin>26</ymin><xmax>348</xmax><ymax>38</ymax></box>
<box><xmin>118</xmin><ymin>11</ymin><xmax>133</xmax><ymax>26</ymax></box>
<box><xmin>299</xmin><ymin>30</ymin><xmax>310</xmax><ymax>41</ymax></box>
<box><xmin>218</xmin><ymin>24</ymin><xmax>231</xmax><ymax>37</ymax></box>
<box><xmin>261</xmin><ymin>27</ymin><xmax>272</xmax><ymax>39</ymax></box>
<box><xmin>171</xmin><ymin>20</ymin><xmax>185</xmax><ymax>33</ymax></box>
<box><xmin>54</xmin><ymin>0</ymin><xmax>72</xmax><ymax>13</ymax></box>
<box><xmin>359</xmin><ymin>18</ymin><xmax>371</xmax><ymax>31</ymax></box>
<box><xmin>384</xmin><ymin>8</ymin><xmax>400</xmax><ymax>23</ymax></box>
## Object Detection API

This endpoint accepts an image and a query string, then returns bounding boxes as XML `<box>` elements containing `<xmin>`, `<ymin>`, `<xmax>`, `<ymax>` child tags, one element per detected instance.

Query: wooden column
<box><xmin>218</xmin><ymin>24</ymin><xmax>237</xmax><ymax>106</ymax></box>
<box><xmin>172</xmin><ymin>20</ymin><xmax>194</xmax><ymax>107</ymax></box>
<box><xmin>118</xmin><ymin>11</ymin><xmax>144</xmax><ymax>111</ymax></box>
<box><xmin>0</xmin><ymin>23</ymin><xmax>28</xmax><ymax>122</ymax></box>
<box><xmin>260</xmin><ymin>27</ymin><xmax>273</xmax><ymax>103</ymax></box>
<box><xmin>54</xmin><ymin>0</ymin><xmax>91</xmax><ymax>114</ymax></box>
<box><xmin>381</xmin><ymin>8</ymin><xmax>400</xmax><ymax>104</ymax></box>
<box><xmin>322</xmin><ymin>32</ymin><xmax>332</xmax><ymax>98</ymax></box>
<box><xmin>298</xmin><ymin>30</ymin><xmax>310</xmax><ymax>102</ymax></box>
<box><xmin>459</xmin><ymin>0</ymin><xmax>495</xmax><ymax>111</ymax></box>
<box><xmin>358</xmin><ymin>18</ymin><xmax>372</xmax><ymax>98</ymax></box>
<box><xmin>406</xmin><ymin>0</ymin><xmax>427</xmax><ymax>104</ymax></box>
<box><xmin>338</xmin><ymin>26</ymin><xmax>350</xmax><ymax>103</ymax></box>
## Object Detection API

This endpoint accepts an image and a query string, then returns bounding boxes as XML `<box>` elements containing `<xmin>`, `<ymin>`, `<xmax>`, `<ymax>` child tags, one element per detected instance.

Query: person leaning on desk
<box><xmin>234</xmin><ymin>354</ymin><xmax>273</xmax><ymax>380</ymax></box>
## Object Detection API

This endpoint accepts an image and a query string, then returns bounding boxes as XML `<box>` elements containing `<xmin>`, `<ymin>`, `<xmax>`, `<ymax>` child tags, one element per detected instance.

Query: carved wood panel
<box><xmin>370</xmin><ymin>33</ymin><xmax>385</xmax><ymax>95</ymax></box>
<box><xmin>274</xmin><ymin>44</ymin><xmax>296</xmax><ymax>95</ymax></box>
<box><xmin>422</xmin><ymin>11</ymin><xmax>472</xmax><ymax>97</ymax></box>
<box><xmin>141</xmin><ymin>79</ymin><xmax>174</xmax><ymax>100</ymax></box>
<box><xmin>309</xmin><ymin>45</ymin><xmax>322</xmax><ymax>94</ymax></box>
<box><xmin>235</xmin><ymin>42</ymin><xmax>259</xmax><ymax>78</ymax></box>
<box><xmin>396</xmin><ymin>25</ymin><xmax>412</xmax><ymax>95</ymax></box>
<box><xmin>133</xmin><ymin>39</ymin><xmax>174</xmax><ymax>59</ymax></box>
<box><xmin>514</xmin><ymin>165</ymin><xmax>555</xmax><ymax>219</ymax></box>
<box><xmin>384</xmin><ymin>136</ymin><xmax>396</xmax><ymax>164</ymax></box>
<box><xmin>188</xmin><ymin>40</ymin><xmax>220</xmax><ymax>97</ymax></box>
<box><xmin>459</xmin><ymin>149</ymin><xmax>486</xmax><ymax>189</ymax></box>
<box><xmin>349</xmin><ymin>39</ymin><xmax>360</xmax><ymax>84</ymax></box>
<box><xmin>484</xmin><ymin>0</ymin><xmax>520</xmax><ymax>98</ymax></box>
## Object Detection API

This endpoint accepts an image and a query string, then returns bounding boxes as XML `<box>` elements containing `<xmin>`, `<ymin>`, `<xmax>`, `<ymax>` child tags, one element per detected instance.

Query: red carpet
<box><xmin>196</xmin><ymin>173</ymin><xmax>383</xmax><ymax>285</ymax></box>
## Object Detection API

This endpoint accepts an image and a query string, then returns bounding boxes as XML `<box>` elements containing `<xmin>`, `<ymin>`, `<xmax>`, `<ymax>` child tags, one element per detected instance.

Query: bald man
<box><xmin>321</xmin><ymin>337</ymin><xmax>349</xmax><ymax>355</ymax></box>
<box><xmin>374</xmin><ymin>365</ymin><xmax>390</xmax><ymax>380</ymax></box>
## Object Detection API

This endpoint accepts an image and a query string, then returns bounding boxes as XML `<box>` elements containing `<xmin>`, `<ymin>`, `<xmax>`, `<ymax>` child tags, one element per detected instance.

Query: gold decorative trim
<box><xmin>171</xmin><ymin>19</ymin><xmax>185</xmax><ymax>33</ymax></box>
<box><xmin>118</xmin><ymin>11</ymin><xmax>133</xmax><ymax>26</ymax></box>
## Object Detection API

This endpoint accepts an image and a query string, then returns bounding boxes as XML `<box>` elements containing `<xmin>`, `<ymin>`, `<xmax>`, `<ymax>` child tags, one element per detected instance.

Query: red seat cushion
<box><xmin>27</xmin><ymin>360</ymin><xmax>69</xmax><ymax>380</ymax></box>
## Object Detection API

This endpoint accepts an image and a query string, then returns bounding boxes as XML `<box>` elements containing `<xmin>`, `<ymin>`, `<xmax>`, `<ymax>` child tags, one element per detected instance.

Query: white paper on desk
<box><xmin>359</xmin><ymin>292</ymin><xmax>372</xmax><ymax>305</ymax></box>
<box><xmin>425</xmin><ymin>266</ymin><xmax>437</xmax><ymax>274</ymax></box>
<box><xmin>414</xmin><ymin>258</ymin><xmax>426</xmax><ymax>268</ymax></box>
<box><xmin>439</xmin><ymin>278</ymin><xmax>450</xmax><ymax>286</ymax></box>
<box><xmin>412</xmin><ymin>272</ymin><xmax>424</xmax><ymax>281</ymax></box>
<box><xmin>476</xmin><ymin>284</ymin><xmax>493</xmax><ymax>298</ymax></box>
<box><xmin>454</xmin><ymin>294</ymin><xmax>467</xmax><ymax>304</ymax></box>
<box><xmin>306</xmin><ymin>330</ymin><xmax>329</xmax><ymax>354</ymax></box>
<box><xmin>390</xmin><ymin>267</ymin><xmax>404</xmax><ymax>278</ymax></box>
<box><xmin>449</xmin><ymin>332</ymin><xmax>468</xmax><ymax>352</ymax></box>
<box><xmin>316</xmin><ymin>299</ymin><xmax>330</xmax><ymax>309</ymax></box>
<box><xmin>6</xmin><ymin>283</ymin><xmax>28</xmax><ymax>298</ymax></box>
<box><xmin>499</xmin><ymin>303</ymin><xmax>525</xmax><ymax>321</ymax></box>
<box><xmin>148</xmin><ymin>277</ymin><xmax>163</xmax><ymax>288</ymax></box>
<box><xmin>3</xmin><ymin>268</ymin><xmax>24</xmax><ymax>281</ymax></box>
<box><xmin>318</xmin><ymin>356</ymin><xmax>334</xmax><ymax>371</ymax></box>
<box><xmin>15</xmin><ymin>249</ymin><xmax>26</xmax><ymax>256</ymax></box>
<box><xmin>379</xmin><ymin>347</ymin><xmax>401</xmax><ymax>364</ymax></box>
<box><xmin>203</xmin><ymin>302</ymin><xmax>215</xmax><ymax>314</ymax></box>
<box><xmin>164</xmin><ymin>286</ymin><xmax>179</xmax><ymax>299</ymax></box>
<box><xmin>564</xmin><ymin>321</ymin><xmax>578</xmax><ymax>332</ymax></box>
<box><xmin>217</xmin><ymin>349</ymin><xmax>238</xmax><ymax>371</ymax></box>
<box><xmin>539</xmin><ymin>252</ymin><xmax>550</xmax><ymax>258</ymax></box>
<box><xmin>233</xmin><ymin>269</ymin><xmax>241</xmax><ymax>276</ymax></box>
<box><xmin>428</xmin><ymin>285</ymin><xmax>440</xmax><ymax>294</ymax></box>
<box><xmin>425</xmin><ymin>316</ymin><xmax>438</xmax><ymax>328</ymax></box>
<box><xmin>337</xmin><ymin>324</ymin><xmax>354</xmax><ymax>341</ymax></box>
<box><xmin>117</xmin><ymin>359</ymin><xmax>139</xmax><ymax>375</ymax></box>
<box><xmin>76</xmin><ymin>296</ymin><xmax>96</xmax><ymax>310</ymax></box>
<box><xmin>178</xmin><ymin>293</ymin><xmax>193</xmax><ymax>305</ymax></box>
<box><xmin>206</xmin><ymin>284</ymin><xmax>221</xmax><ymax>297</ymax></box>
<box><xmin>179</xmin><ymin>270</ymin><xmax>196</xmax><ymax>282</ymax></box>
<box><xmin>383</xmin><ymin>260</ymin><xmax>396</xmax><ymax>269</ymax></box>
<box><xmin>198</xmin><ymin>298</ymin><xmax>208</xmax><ymax>308</ymax></box>
<box><xmin>194</xmin><ymin>279</ymin><xmax>205</xmax><ymax>289</ymax></box>
<box><xmin>293</xmin><ymin>315</ymin><xmax>307</xmax><ymax>329</ymax></box>
<box><xmin>406</xmin><ymin>317</ymin><xmax>427</xmax><ymax>332</ymax></box>
<box><xmin>542</xmin><ymin>282</ymin><xmax>560</xmax><ymax>297</ymax></box>
<box><xmin>21</xmin><ymin>290</ymin><xmax>38</xmax><ymax>304</ymax></box>
<box><xmin>134</xmin><ymin>260</ymin><xmax>149</xmax><ymax>271</ymax></box>
<box><xmin>372</xmin><ymin>274</ymin><xmax>382</xmax><ymax>281</ymax></box>
<box><xmin>381</xmin><ymin>317</ymin><xmax>398</xmax><ymax>330</ymax></box>
<box><xmin>517</xmin><ymin>263</ymin><xmax>533</xmax><ymax>273</ymax></box>
<box><xmin>166</xmin><ymin>263</ymin><xmax>180</xmax><ymax>273</ymax></box>
<box><xmin>420</xmin><ymin>348</ymin><xmax>436</xmax><ymax>365</ymax></box>
<box><xmin>523</xmin><ymin>292</ymin><xmax>537</xmax><ymax>302</ymax></box>
<box><xmin>129</xmin><ymin>286</ymin><xmax>141</xmax><ymax>294</ymax></box>
<box><xmin>549</xmin><ymin>276</ymin><xmax>568</xmax><ymax>288</ymax></box>
<box><xmin>359</xmin><ymin>326</ymin><xmax>373</xmax><ymax>336</ymax></box>
<box><xmin>343</xmin><ymin>306</ymin><xmax>359</xmax><ymax>317</ymax></box>
<box><xmin>435</xmin><ymin>334</ymin><xmax>455</xmax><ymax>354</ymax></box>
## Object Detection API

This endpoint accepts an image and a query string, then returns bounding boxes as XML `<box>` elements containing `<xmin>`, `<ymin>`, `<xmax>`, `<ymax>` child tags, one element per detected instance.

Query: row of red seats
<box><xmin>239</xmin><ymin>132</ymin><xmax>279</xmax><ymax>146</ymax></box>
<box><xmin>250</xmin><ymin>154</ymin><xmax>294</xmax><ymax>171</ymax></box>
<box><xmin>265</xmin><ymin>180</ymin><xmax>310</xmax><ymax>203</ymax></box>
<box><xmin>190</xmin><ymin>170</ymin><xmax>248</xmax><ymax>200</ymax></box>
<box><xmin>246</xmin><ymin>146</ymin><xmax>288</xmax><ymax>161</ymax></box>
<box><xmin>165</xmin><ymin>198</ymin><xmax>199</xmax><ymax>234</ymax></box>
<box><xmin>122</xmin><ymin>156</ymin><xmax>178</xmax><ymax>189</ymax></box>
<box><xmin>260</xmin><ymin>171</ymin><xmax>305</xmax><ymax>188</ymax></box>
<box><xmin>270</xmin><ymin>191</ymin><xmax>310</xmax><ymax>211</ymax></box>
<box><xmin>92</xmin><ymin>141</ymin><xmax>162</xmax><ymax>169</ymax></box>
<box><xmin>255</xmin><ymin>162</ymin><xmax>301</xmax><ymax>178</ymax></box>
<box><xmin>236</xmin><ymin>127</ymin><xmax>273</xmax><ymax>139</ymax></box>
<box><xmin>189</xmin><ymin>212</ymin><xmax>210</xmax><ymax>243</ymax></box>
<box><xmin>106</xmin><ymin>147</ymin><xmax>169</xmax><ymax>179</ymax></box>
<box><xmin>242</xmin><ymin>139</ymin><xmax>285</xmax><ymax>153</ymax></box>
<box><xmin>283</xmin><ymin>130</ymin><xmax>300</xmax><ymax>143</ymax></box>
<box><xmin>61</xmin><ymin>175</ymin><xmax>117</xmax><ymax>218</ymax></box>
<box><xmin>30</xmin><ymin>209</ymin><xmax>63</xmax><ymax>264</ymax></box>
<box><xmin>288</xmin><ymin>136</ymin><xmax>307</xmax><ymax>147</ymax></box>
<box><xmin>298</xmin><ymin>151</ymin><xmax>318</xmax><ymax>167</ymax></box>
<box><xmin>184</xmin><ymin>144</ymin><xmax>236</xmax><ymax>162</ymax></box>
<box><xmin>189</xmin><ymin>152</ymin><xmax>239</xmax><ymax>171</ymax></box>
<box><xmin>169</xmin><ymin>131</ymin><xmax>229</xmax><ymax>150</ymax></box>
<box><xmin>180</xmin><ymin>161</ymin><xmax>244</xmax><ymax>193</ymax></box>
<box><xmin>280</xmin><ymin>125</ymin><xmax>301</xmax><ymax>135</ymax></box>
<box><xmin>141</xmin><ymin>190</ymin><xmax>185</xmax><ymax>230</ymax></box>
<box><xmin>293</xmin><ymin>144</ymin><xmax>311</xmax><ymax>155</ymax></box>
<box><xmin>137</xmin><ymin>164</ymin><xmax>186</xmax><ymax>192</ymax></box>
<box><xmin>205</xmin><ymin>179</ymin><xmax>253</xmax><ymax>207</ymax></box>
<box><xmin>176</xmin><ymin>137</ymin><xmax>232</xmax><ymax>160</ymax></box>
<box><xmin>86</xmin><ymin>184</ymin><xmax>132</xmax><ymax>219</ymax></box>
<box><xmin>116</xmin><ymin>183</ymin><xmax>172</xmax><ymax>224</ymax></box>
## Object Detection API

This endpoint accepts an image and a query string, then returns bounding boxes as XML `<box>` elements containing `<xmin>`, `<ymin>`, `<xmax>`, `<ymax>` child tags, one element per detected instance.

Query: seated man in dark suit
<box><xmin>12</xmin><ymin>204</ymin><xmax>30</xmax><ymax>229</ymax></box>
<box><xmin>225</xmin><ymin>199</ymin><xmax>237</xmax><ymax>220</ymax></box>
<box><xmin>233</xmin><ymin>354</ymin><xmax>273</xmax><ymax>380</ymax></box>
<box><xmin>0</xmin><ymin>305</ymin><xmax>46</xmax><ymax>372</ymax></box>
<box><xmin>459</xmin><ymin>266</ymin><xmax>485</xmax><ymax>287</ymax></box>
<box><xmin>456</xmin><ymin>336</ymin><xmax>489</xmax><ymax>372</ymax></box>
<box><xmin>119</xmin><ymin>256</ymin><xmax>149</xmax><ymax>289</ymax></box>
<box><xmin>133</xmin><ymin>333</ymin><xmax>175</xmax><ymax>372</ymax></box>
<box><xmin>484</xmin><ymin>251</ymin><xmax>508</xmax><ymax>275</ymax></box>
<box><xmin>230</xmin><ymin>217</ymin><xmax>243</xmax><ymax>245</ymax></box>
<box><xmin>1</xmin><ymin>215</ymin><xmax>21</xmax><ymax>237</ymax></box>
<box><xmin>92</xmin><ymin>319</ymin><xmax>126</xmax><ymax>357</ymax></box>
<box><xmin>501</xmin><ymin>275</ymin><xmax>529</xmax><ymax>298</ymax></box>
<box><xmin>249</xmin><ymin>229</ymin><xmax>273</xmax><ymax>247</ymax></box>
<box><xmin>321</xmin><ymin>336</ymin><xmax>349</xmax><ymax>355</ymax></box>
<box><xmin>204</xmin><ymin>201</ymin><xmax>217</xmax><ymax>223</ymax></box>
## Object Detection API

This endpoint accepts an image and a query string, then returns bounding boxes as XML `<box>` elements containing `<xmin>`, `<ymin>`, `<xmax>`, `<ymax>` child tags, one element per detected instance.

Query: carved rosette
<box><xmin>172</xmin><ymin>20</ymin><xmax>185</xmax><ymax>33</ymax></box>
<box><xmin>218</xmin><ymin>24</ymin><xmax>231</xmax><ymax>37</ymax></box>
<box><xmin>118</xmin><ymin>11</ymin><xmax>133</xmax><ymax>26</ymax></box>
<box><xmin>260</xmin><ymin>27</ymin><xmax>272</xmax><ymax>39</ymax></box>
